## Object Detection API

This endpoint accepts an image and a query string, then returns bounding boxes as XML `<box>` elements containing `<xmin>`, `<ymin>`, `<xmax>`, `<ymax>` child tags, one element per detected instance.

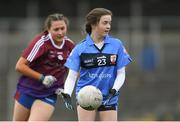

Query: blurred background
<box><xmin>0</xmin><ymin>0</ymin><xmax>180</xmax><ymax>121</ymax></box>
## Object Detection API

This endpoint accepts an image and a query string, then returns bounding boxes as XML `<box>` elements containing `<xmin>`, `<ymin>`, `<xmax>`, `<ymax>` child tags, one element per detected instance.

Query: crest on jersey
<box><xmin>110</xmin><ymin>55</ymin><xmax>117</xmax><ymax>64</ymax></box>
<box><xmin>58</xmin><ymin>55</ymin><xmax>63</xmax><ymax>60</ymax></box>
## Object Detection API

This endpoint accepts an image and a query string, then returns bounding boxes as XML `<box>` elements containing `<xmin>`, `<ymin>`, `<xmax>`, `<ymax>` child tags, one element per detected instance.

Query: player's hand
<box><xmin>55</xmin><ymin>88</ymin><xmax>74</xmax><ymax>111</ymax></box>
<box><xmin>103</xmin><ymin>89</ymin><xmax>117</xmax><ymax>105</ymax></box>
<box><xmin>40</xmin><ymin>75</ymin><xmax>57</xmax><ymax>87</ymax></box>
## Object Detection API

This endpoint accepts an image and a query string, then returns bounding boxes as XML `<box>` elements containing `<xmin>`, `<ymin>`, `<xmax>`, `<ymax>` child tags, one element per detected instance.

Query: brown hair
<box><xmin>43</xmin><ymin>13</ymin><xmax>69</xmax><ymax>31</ymax></box>
<box><xmin>85</xmin><ymin>8</ymin><xmax>112</xmax><ymax>34</ymax></box>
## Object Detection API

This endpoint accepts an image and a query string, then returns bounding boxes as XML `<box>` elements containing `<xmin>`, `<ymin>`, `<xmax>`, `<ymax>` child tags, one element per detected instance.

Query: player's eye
<box><xmin>60</xmin><ymin>27</ymin><xmax>65</xmax><ymax>30</ymax></box>
<box><xmin>103</xmin><ymin>21</ymin><xmax>107</xmax><ymax>25</ymax></box>
<box><xmin>103</xmin><ymin>21</ymin><xmax>111</xmax><ymax>25</ymax></box>
<box><xmin>54</xmin><ymin>28</ymin><xmax>59</xmax><ymax>31</ymax></box>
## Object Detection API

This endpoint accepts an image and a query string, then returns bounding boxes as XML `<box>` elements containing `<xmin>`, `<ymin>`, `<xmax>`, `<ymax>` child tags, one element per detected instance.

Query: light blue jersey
<box><xmin>65</xmin><ymin>34</ymin><xmax>132</xmax><ymax>105</ymax></box>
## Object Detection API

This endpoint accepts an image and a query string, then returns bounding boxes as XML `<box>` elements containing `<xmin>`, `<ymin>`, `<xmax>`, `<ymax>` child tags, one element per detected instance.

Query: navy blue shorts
<box><xmin>14</xmin><ymin>91</ymin><xmax>57</xmax><ymax>109</ymax></box>
<box><xmin>97</xmin><ymin>104</ymin><xmax>117</xmax><ymax>111</ymax></box>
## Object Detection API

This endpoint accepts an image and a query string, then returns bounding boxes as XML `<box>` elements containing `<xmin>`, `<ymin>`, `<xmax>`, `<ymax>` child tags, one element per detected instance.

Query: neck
<box><xmin>91</xmin><ymin>32</ymin><xmax>103</xmax><ymax>44</ymax></box>
<box><xmin>54</xmin><ymin>40</ymin><xmax>63</xmax><ymax>46</ymax></box>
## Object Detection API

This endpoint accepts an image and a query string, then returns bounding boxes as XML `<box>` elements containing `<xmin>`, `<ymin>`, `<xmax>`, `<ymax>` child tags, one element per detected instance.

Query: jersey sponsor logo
<box><xmin>49</xmin><ymin>51</ymin><xmax>56</xmax><ymax>58</ymax></box>
<box><xmin>84</xmin><ymin>59</ymin><xmax>94</xmax><ymax>63</ymax></box>
<box><xmin>80</xmin><ymin>53</ymin><xmax>117</xmax><ymax>69</ymax></box>
<box><xmin>88</xmin><ymin>72</ymin><xmax>112</xmax><ymax>79</ymax></box>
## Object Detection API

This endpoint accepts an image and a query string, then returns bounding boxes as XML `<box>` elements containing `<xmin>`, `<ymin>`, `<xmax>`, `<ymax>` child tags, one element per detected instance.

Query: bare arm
<box><xmin>15</xmin><ymin>57</ymin><xmax>42</xmax><ymax>80</ymax></box>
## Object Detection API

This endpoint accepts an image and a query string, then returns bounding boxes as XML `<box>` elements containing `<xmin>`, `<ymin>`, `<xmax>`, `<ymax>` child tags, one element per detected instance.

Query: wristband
<box><xmin>39</xmin><ymin>74</ymin><xmax>45</xmax><ymax>81</ymax></box>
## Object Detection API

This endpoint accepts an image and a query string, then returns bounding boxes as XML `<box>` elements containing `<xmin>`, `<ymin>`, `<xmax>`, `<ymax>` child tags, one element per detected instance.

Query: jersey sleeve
<box><xmin>21</xmin><ymin>36</ymin><xmax>46</xmax><ymax>62</ymax></box>
<box><xmin>68</xmin><ymin>40</ymin><xmax>75</xmax><ymax>52</ymax></box>
<box><xmin>116</xmin><ymin>42</ymin><xmax>132</xmax><ymax>69</ymax></box>
<box><xmin>64</xmin><ymin>46</ymin><xmax>80</xmax><ymax>72</ymax></box>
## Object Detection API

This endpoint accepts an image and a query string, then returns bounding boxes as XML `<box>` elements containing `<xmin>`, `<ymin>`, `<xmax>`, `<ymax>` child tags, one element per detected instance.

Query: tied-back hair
<box><xmin>85</xmin><ymin>8</ymin><xmax>112</xmax><ymax>34</ymax></box>
<box><xmin>43</xmin><ymin>13</ymin><xmax>69</xmax><ymax>31</ymax></box>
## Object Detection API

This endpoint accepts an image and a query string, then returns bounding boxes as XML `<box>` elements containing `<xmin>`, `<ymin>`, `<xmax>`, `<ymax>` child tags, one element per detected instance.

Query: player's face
<box><xmin>48</xmin><ymin>20</ymin><xmax>67</xmax><ymax>44</ymax></box>
<box><xmin>93</xmin><ymin>15</ymin><xmax>111</xmax><ymax>37</ymax></box>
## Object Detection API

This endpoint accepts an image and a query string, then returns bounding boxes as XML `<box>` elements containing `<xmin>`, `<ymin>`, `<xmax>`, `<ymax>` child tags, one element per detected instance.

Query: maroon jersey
<box><xmin>17</xmin><ymin>31</ymin><xmax>75</xmax><ymax>97</ymax></box>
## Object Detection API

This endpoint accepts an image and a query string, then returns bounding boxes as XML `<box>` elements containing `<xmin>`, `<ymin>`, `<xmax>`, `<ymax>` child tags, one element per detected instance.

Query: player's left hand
<box><xmin>55</xmin><ymin>88</ymin><xmax>74</xmax><ymax>111</ymax></box>
<box><xmin>103</xmin><ymin>89</ymin><xmax>118</xmax><ymax>105</ymax></box>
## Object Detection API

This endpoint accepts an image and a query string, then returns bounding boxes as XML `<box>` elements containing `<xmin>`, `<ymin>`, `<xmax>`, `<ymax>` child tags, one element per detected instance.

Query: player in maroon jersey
<box><xmin>13</xmin><ymin>13</ymin><xmax>75</xmax><ymax>121</ymax></box>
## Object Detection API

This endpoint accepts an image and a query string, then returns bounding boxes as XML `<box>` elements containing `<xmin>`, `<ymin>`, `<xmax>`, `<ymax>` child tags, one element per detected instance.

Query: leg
<box><xmin>28</xmin><ymin>100</ymin><xmax>55</xmax><ymax>121</ymax></box>
<box><xmin>77</xmin><ymin>105</ymin><xmax>96</xmax><ymax>121</ymax></box>
<box><xmin>99</xmin><ymin>110</ymin><xmax>117</xmax><ymax>121</ymax></box>
<box><xmin>13</xmin><ymin>100</ymin><xmax>30</xmax><ymax>121</ymax></box>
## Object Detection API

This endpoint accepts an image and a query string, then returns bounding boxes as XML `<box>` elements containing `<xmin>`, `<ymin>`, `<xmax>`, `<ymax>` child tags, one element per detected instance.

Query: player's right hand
<box><xmin>55</xmin><ymin>88</ymin><xmax>74</xmax><ymax>111</ymax></box>
<box><xmin>40</xmin><ymin>75</ymin><xmax>57</xmax><ymax>87</ymax></box>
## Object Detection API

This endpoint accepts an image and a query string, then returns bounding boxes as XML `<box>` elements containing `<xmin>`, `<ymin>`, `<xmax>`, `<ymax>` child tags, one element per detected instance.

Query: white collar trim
<box><xmin>48</xmin><ymin>33</ymin><xmax>65</xmax><ymax>49</ymax></box>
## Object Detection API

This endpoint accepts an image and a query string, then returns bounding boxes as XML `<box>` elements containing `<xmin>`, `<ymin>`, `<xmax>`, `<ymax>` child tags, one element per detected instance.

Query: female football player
<box><xmin>60</xmin><ymin>8</ymin><xmax>132</xmax><ymax>121</ymax></box>
<box><xmin>13</xmin><ymin>13</ymin><xmax>74</xmax><ymax>121</ymax></box>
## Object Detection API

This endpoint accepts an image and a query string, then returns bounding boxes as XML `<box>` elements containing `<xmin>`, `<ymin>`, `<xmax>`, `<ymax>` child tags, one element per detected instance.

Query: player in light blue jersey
<box><xmin>60</xmin><ymin>8</ymin><xmax>132</xmax><ymax>121</ymax></box>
